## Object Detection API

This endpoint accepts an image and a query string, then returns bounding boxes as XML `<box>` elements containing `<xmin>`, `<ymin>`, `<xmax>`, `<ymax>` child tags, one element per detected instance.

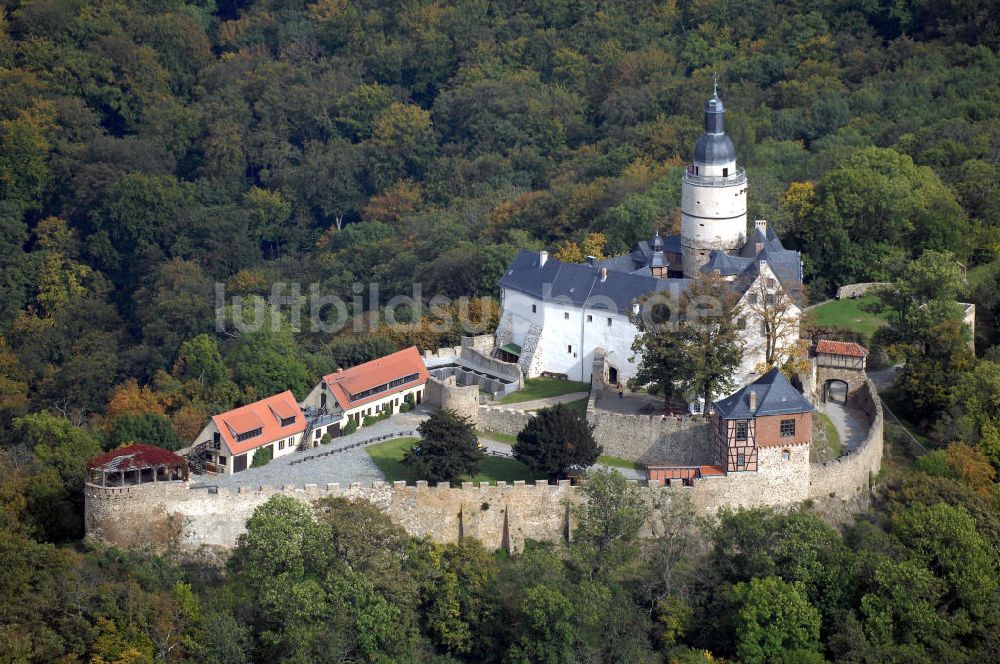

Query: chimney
<box><xmin>748</xmin><ymin>389</ymin><xmax>757</xmax><ymax>411</ymax></box>
<box><xmin>337</xmin><ymin>368</ymin><xmax>343</xmax><ymax>373</ymax></box>
<box><xmin>755</xmin><ymin>219</ymin><xmax>767</xmax><ymax>235</ymax></box>
<box><xmin>600</xmin><ymin>267</ymin><xmax>608</xmax><ymax>283</ymax></box>
<box><xmin>539</xmin><ymin>250</ymin><xmax>548</xmax><ymax>267</ymax></box>
<box><xmin>586</xmin><ymin>255</ymin><xmax>597</xmax><ymax>266</ymax></box>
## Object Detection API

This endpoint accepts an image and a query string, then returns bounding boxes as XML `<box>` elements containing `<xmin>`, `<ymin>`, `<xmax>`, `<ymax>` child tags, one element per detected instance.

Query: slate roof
<box><xmin>499</xmin><ymin>249</ymin><xmax>691</xmax><ymax>314</ymax></box>
<box><xmin>714</xmin><ymin>368</ymin><xmax>813</xmax><ymax>420</ymax></box>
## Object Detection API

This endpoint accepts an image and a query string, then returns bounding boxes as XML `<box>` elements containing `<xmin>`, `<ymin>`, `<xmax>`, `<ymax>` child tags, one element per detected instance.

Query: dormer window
<box><xmin>236</xmin><ymin>427</ymin><xmax>262</xmax><ymax>442</ymax></box>
<box><xmin>279</xmin><ymin>416</ymin><xmax>295</xmax><ymax>427</ymax></box>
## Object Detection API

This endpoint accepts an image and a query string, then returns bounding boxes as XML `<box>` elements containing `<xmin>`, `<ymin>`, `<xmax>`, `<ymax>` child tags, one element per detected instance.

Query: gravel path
<box><xmin>193</xmin><ymin>409</ymin><xmax>432</xmax><ymax>490</ymax></box>
<box><xmin>818</xmin><ymin>401</ymin><xmax>869</xmax><ymax>453</ymax></box>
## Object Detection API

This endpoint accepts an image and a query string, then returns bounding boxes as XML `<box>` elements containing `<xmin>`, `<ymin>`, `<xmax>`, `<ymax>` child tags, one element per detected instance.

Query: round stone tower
<box><xmin>680</xmin><ymin>83</ymin><xmax>748</xmax><ymax>276</ymax></box>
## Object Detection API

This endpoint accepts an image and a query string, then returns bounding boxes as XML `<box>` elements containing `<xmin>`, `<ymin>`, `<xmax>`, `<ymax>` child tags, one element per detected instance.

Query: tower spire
<box><xmin>713</xmin><ymin>71</ymin><xmax>718</xmax><ymax>97</ymax></box>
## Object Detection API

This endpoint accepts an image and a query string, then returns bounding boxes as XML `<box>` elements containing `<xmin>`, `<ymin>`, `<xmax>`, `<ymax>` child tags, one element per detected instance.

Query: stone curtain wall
<box><xmin>808</xmin><ymin>379</ymin><xmax>883</xmax><ymax>500</ymax></box>
<box><xmin>459</xmin><ymin>347</ymin><xmax>524</xmax><ymax>388</ymax></box>
<box><xmin>834</xmin><ymin>282</ymin><xmax>891</xmax><ymax>299</ymax></box>
<box><xmin>586</xmin><ymin>393</ymin><xmax>714</xmax><ymax>465</ymax></box>
<box><xmin>477</xmin><ymin>406</ymin><xmax>534</xmax><ymax>437</ymax></box>
<box><xmin>86</xmin><ymin>479</ymin><xmax>578</xmax><ymax>556</ymax></box>
<box><xmin>687</xmin><ymin>443</ymin><xmax>812</xmax><ymax>509</ymax></box>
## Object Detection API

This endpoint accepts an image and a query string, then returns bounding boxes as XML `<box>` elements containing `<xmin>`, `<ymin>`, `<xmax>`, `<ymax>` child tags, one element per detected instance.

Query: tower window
<box><xmin>723</xmin><ymin>167</ymin><xmax>728</xmax><ymax>177</ymax></box>
<box><xmin>780</xmin><ymin>419</ymin><xmax>796</xmax><ymax>437</ymax></box>
<box><xmin>586</xmin><ymin>314</ymin><xmax>592</xmax><ymax>322</ymax></box>
<box><xmin>607</xmin><ymin>318</ymin><xmax>612</xmax><ymax>326</ymax></box>
<box><xmin>531</xmin><ymin>304</ymin><xmax>537</xmax><ymax>313</ymax></box>
<box><xmin>737</xmin><ymin>453</ymin><xmax>746</xmax><ymax>468</ymax></box>
<box><xmin>567</xmin><ymin>345</ymin><xmax>573</xmax><ymax>354</ymax></box>
<box><xmin>782</xmin><ymin>449</ymin><xmax>791</xmax><ymax>461</ymax></box>
<box><xmin>564</xmin><ymin>312</ymin><xmax>569</xmax><ymax>319</ymax></box>
<box><xmin>735</xmin><ymin>420</ymin><xmax>748</xmax><ymax>441</ymax></box>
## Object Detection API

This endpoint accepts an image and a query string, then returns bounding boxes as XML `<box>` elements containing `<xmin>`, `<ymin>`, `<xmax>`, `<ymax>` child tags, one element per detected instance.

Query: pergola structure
<box><xmin>87</xmin><ymin>444</ymin><xmax>189</xmax><ymax>487</ymax></box>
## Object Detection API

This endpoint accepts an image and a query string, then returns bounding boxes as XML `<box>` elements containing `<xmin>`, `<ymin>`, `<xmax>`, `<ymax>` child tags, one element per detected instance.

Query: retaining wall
<box><xmin>585</xmin><ymin>392</ymin><xmax>714</xmax><ymax>465</ymax></box>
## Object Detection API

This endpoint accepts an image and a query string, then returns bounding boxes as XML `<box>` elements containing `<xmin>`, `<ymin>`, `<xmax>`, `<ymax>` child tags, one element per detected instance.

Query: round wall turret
<box><xmin>681</xmin><ymin>89</ymin><xmax>748</xmax><ymax>276</ymax></box>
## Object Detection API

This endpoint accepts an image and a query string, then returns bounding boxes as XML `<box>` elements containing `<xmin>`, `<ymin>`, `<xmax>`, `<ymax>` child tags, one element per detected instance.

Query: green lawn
<box><xmin>527</xmin><ymin>396</ymin><xmax>589</xmax><ymax>417</ymax></box>
<box><xmin>597</xmin><ymin>455</ymin><xmax>646</xmax><ymax>471</ymax></box>
<box><xmin>498</xmin><ymin>377</ymin><xmax>590</xmax><ymax>404</ymax></box>
<box><xmin>366</xmin><ymin>436</ymin><xmax>547</xmax><ymax>484</ymax></box>
<box><xmin>809</xmin><ymin>295</ymin><xmax>889</xmax><ymax>342</ymax></box>
<box><xmin>817</xmin><ymin>412</ymin><xmax>842</xmax><ymax>458</ymax></box>
<box><xmin>477</xmin><ymin>430</ymin><xmax>516</xmax><ymax>445</ymax></box>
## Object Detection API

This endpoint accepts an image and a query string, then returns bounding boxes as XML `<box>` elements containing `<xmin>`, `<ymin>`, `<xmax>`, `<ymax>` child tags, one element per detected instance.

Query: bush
<box><xmin>400</xmin><ymin>402</ymin><xmax>413</xmax><ymax>413</ymax></box>
<box><xmin>320</xmin><ymin>433</ymin><xmax>332</xmax><ymax>445</ymax></box>
<box><xmin>343</xmin><ymin>419</ymin><xmax>358</xmax><ymax>435</ymax></box>
<box><xmin>251</xmin><ymin>445</ymin><xmax>273</xmax><ymax>468</ymax></box>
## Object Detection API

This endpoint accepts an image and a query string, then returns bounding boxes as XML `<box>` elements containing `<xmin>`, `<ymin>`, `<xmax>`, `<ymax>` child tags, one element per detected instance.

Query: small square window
<box><xmin>587</xmin><ymin>314</ymin><xmax>592</xmax><ymax>322</ymax></box>
<box><xmin>737</xmin><ymin>453</ymin><xmax>746</xmax><ymax>468</ymax></box>
<box><xmin>765</xmin><ymin>294</ymin><xmax>775</xmax><ymax>306</ymax></box>
<box><xmin>748</xmin><ymin>294</ymin><xmax>758</xmax><ymax>306</ymax></box>
<box><xmin>218</xmin><ymin>456</ymin><xmax>227</xmax><ymax>465</ymax></box>
<box><xmin>564</xmin><ymin>312</ymin><xmax>570</xmax><ymax>319</ymax></box>
<box><xmin>780</xmin><ymin>419</ymin><xmax>796</xmax><ymax>437</ymax></box>
<box><xmin>567</xmin><ymin>344</ymin><xmax>573</xmax><ymax>353</ymax></box>
<box><xmin>531</xmin><ymin>304</ymin><xmax>537</xmax><ymax>313</ymax></box>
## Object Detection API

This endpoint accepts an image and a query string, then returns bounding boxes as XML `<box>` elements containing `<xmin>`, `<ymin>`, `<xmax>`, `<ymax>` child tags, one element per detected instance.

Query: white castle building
<box><xmin>494</xmin><ymin>85</ymin><xmax>803</xmax><ymax>388</ymax></box>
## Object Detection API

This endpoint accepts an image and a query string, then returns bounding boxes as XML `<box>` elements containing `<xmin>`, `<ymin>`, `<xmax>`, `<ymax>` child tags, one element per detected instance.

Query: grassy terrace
<box><xmin>497</xmin><ymin>377</ymin><xmax>590</xmax><ymax>404</ymax></box>
<box><xmin>817</xmin><ymin>412</ymin><xmax>842</xmax><ymax>458</ymax></box>
<box><xmin>808</xmin><ymin>295</ymin><xmax>888</xmax><ymax>342</ymax></box>
<box><xmin>366</xmin><ymin>436</ymin><xmax>547</xmax><ymax>484</ymax></box>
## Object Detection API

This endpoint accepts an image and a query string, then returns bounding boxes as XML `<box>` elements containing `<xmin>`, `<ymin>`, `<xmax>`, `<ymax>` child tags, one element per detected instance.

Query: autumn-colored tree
<box><xmin>945</xmin><ymin>443</ymin><xmax>996</xmax><ymax>497</ymax></box>
<box><xmin>362</xmin><ymin>179</ymin><xmax>424</xmax><ymax>224</ymax></box>
<box><xmin>106</xmin><ymin>378</ymin><xmax>165</xmax><ymax>420</ymax></box>
<box><xmin>554</xmin><ymin>240</ymin><xmax>583</xmax><ymax>263</ymax></box>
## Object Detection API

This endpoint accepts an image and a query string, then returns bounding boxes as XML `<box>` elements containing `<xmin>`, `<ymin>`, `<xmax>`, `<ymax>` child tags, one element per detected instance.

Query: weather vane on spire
<box><xmin>712</xmin><ymin>71</ymin><xmax>719</xmax><ymax>97</ymax></box>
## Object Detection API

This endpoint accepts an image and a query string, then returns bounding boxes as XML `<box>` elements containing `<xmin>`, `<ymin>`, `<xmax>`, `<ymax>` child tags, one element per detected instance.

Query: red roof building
<box><xmin>302</xmin><ymin>346</ymin><xmax>429</xmax><ymax>431</ymax></box>
<box><xmin>816</xmin><ymin>340</ymin><xmax>868</xmax><ymax>358</ymax></box>
<box><xmin>194</xmin><ymin>390</ymin><xmax>307</xmax><ymax>474</ymax></box>
<box><xmin>88</xmin><ymin>443</ymin><xmax>188</xmax><ymax>486</ymax></box>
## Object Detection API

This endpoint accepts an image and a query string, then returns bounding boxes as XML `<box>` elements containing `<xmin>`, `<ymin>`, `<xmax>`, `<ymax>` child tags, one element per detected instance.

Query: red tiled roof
<box><xmin>213</xmin><ymin>390</ymin><xmax>305</xmax><ymax>456</ymax></box>
<box><xmin>816</xmin><ymin>339</ymin><xmax>868</xmax><ymax>357</ymax></box>
<box><xmin>323</xmin><ymin>346</ymin><xmax>429</xmax><ymax>411</ymax></box>
<box><xmin>88</xmin><ymin>444</ymin><xmax>186</xmax><ymax>472</ymax></box>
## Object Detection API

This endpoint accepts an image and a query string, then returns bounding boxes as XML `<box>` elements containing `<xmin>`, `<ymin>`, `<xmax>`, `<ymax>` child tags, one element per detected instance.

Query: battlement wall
<box><xmin>86</xmin><ymin>478</ymin><xmax>582</xmax><ymax>556</ymax></box>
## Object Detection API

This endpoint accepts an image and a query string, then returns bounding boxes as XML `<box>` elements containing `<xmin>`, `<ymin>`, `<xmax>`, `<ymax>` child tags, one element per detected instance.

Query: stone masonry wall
<box><xmin>586</xmin><ymin>392</ymin><xmax>714</xmax><ymax>465</ymax></box>
<box><xmin>808</xmin><ymin>379</ymin><xmax>883</xmax><ymax>501</ymax></box>
<box><xmin>86</xmin><ymin>479</ymin><xmax>578</xmax><ymax>556</ymax></box>
<box><xmin>834</xmin><ymin>282</ymin><xmax>891</xmax><ymax>299</ymax></box>
<box><xmin>477</xmin><ymin>406</ymin><xmax>534</xmax><ymax>437</ymax></box>
<box><xmin>425</xmin><ymin>375</ymin><xmax>479</xmax><ymax>420</ymax></box>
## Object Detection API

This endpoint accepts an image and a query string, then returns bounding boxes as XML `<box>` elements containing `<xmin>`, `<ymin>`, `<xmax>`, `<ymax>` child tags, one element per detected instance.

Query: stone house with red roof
<box><xmin>191</xmin><ymin>390</ymin><xmax>306</xmax><ymax>474</ymax></box>
<box><xmin>301</xmin><ymin>346</ymin><xmax>429</xmax><ymax>436</ymax></box>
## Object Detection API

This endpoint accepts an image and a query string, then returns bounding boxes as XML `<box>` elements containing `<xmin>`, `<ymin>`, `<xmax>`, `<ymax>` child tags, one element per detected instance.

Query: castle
<box><xmin>83</xmin><ymin>88</ymin><xmax>884</xmax><ymax>559</ymax></box>
<box><xmin>494</xmin><ymin>84</ymin><xmax>803</xmax><ymax>388</ymax></box>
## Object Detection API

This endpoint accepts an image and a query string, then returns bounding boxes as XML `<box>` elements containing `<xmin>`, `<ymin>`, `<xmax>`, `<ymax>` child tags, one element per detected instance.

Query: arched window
<box><xmin>781</xmin><ymin>449</ymin><xmax>791</xmax><ymax>461</ymax></box>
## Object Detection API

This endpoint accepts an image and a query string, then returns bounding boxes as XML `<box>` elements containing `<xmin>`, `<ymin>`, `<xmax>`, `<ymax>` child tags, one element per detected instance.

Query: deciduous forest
<box><xmin>1</xmin><ymin>0</ymin><xmax>999</xmax><ymax>661</ymax></box>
